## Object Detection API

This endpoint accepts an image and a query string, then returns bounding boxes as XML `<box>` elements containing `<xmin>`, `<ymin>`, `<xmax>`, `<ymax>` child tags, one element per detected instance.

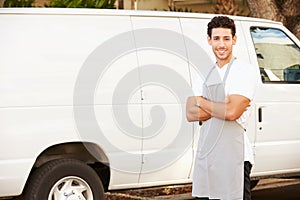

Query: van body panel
<box><xmin>130</xmin><ymin>16</ymin><xmax>193</xmax><ymax>184</ymax></box>
<box><xmin>0</xmin><ymin>159</ymin><xmax>33</xmax><ymax>196</ymax></box>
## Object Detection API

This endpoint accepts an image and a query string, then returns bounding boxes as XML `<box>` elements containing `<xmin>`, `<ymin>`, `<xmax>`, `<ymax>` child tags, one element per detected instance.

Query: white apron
<box><xmin>192</xmin><ymin>58</ymin><xmax>244</xmax><ymax>200</ymax></box>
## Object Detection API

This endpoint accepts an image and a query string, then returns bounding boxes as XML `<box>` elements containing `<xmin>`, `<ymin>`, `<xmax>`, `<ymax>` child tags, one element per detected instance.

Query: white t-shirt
<box><xmin>192</xmin><ymin>58</ymin><xmax>258</xmax><ymax>164</ymax></box>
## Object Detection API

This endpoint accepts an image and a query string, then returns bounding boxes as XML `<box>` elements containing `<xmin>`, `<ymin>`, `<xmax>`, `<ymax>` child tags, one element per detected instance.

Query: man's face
<box><xmin>207</xmin><ymin>28</ymin><xmax>237</xmax><ymax>65</ymax></box>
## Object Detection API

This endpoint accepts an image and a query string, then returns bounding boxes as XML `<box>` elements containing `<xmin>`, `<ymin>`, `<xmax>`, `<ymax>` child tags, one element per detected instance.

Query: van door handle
<box><xmin>258</xmin><ymin>107</ymin><xmax>263</xmax><ymax>131</ymax></box>
<box><xmin>258</xmin><ymin>107</ymin><xmax>262</xmax><ymax>123</ymax></box>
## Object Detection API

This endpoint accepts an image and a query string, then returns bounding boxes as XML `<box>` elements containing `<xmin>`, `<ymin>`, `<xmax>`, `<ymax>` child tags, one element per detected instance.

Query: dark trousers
<box><xmin>244</xmin><ymin>161</ymin><xmax>252</xmax><ymax>200</ymax></box>
<box><xmin>195</xmin><ymin>161</ymin><xmax>252</xmax><ymax>200</ymax></box>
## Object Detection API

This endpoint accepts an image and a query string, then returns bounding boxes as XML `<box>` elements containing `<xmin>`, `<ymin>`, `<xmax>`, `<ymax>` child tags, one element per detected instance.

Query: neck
<box><xmin>217</xmin><ymin>55</ymin><xmax>233</xmax><ymax>68</ymax></box>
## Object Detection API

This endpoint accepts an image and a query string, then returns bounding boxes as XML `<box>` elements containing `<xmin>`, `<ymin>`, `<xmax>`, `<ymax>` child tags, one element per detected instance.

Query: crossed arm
<box><xmin>186</xmin><ymin>94</ymin><xmax>250</xmax><ymax>122</ymax></box>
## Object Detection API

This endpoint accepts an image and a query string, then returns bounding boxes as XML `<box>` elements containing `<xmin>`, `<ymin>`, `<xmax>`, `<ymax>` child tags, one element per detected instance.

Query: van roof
<box><xmin>0</xmin><ymin>8</ymin><xmax>281</xmax><ymax>25</ymax></box>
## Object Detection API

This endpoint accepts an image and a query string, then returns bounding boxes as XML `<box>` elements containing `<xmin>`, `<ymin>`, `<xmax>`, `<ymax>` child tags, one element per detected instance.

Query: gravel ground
<box><xmin>105</xmin><ymin>178</ymin><xmax>300</xmax><ymax>200</ymax></box>
<box><xmin>105</xmin><ymin>184</ymin><xmax>193</xmax><ymax>200</ymax></box>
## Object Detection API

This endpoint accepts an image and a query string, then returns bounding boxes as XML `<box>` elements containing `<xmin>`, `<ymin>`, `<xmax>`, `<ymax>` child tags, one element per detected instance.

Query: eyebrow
<box><xmin>212</xmin><ymin>35</ymin><xmax>231</xmax><ymax>39</ymax></box>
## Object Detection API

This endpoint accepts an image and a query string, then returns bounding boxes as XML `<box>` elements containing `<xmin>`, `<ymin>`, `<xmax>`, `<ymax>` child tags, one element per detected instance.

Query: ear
<box><xmin>233</xmin><ymin>35</ymin><xmax>237</xmax><ymax>45</ymax></box>
<box><xmin>207</xmin><ymin>35</ymin><xmax>212</xmax><ymax>45</ymax></box>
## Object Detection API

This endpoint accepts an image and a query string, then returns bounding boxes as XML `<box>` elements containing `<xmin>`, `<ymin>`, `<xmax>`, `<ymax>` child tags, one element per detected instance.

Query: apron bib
<box><xmin>192</xmin><ymin>58</ymin><xmax>244</xmax><ymax>200</ymax></box>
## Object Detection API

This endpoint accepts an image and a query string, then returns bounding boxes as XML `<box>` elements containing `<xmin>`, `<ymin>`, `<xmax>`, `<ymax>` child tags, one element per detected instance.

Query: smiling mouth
<box><xmin>217</xmin><ymin>49</ymin><xmax>226</xmax><ymax>55</ymax></box>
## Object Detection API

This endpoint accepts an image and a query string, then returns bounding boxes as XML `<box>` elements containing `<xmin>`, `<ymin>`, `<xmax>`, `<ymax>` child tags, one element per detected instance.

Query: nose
<box><xmin>218</xmin><ymin>39</ymin><xmax>225</xmax><ymax>47</ymax></box>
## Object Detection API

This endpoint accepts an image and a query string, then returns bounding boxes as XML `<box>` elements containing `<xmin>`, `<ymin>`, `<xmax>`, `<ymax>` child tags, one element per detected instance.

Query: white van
<box><xmin>0</xmin><ymin>8</ymin><xmax>299</xmax><ymax>199</ymax></box>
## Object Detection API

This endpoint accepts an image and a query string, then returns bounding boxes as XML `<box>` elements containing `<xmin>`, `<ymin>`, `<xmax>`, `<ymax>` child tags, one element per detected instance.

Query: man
<box><xmin>186</xmin><ymin>16</ymin><xmax>257</xmax><ymax>200</ymax></box>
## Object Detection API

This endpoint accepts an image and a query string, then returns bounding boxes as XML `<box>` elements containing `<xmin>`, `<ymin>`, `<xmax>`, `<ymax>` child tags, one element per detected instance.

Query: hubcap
<box><xmin>48</xmin><ymin>176</ymin><xmax>93</xmax><ymax>200</ymax></box>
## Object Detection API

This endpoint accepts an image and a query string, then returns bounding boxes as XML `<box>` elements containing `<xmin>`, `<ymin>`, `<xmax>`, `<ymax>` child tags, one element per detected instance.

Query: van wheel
<box><xmin>24</xmin><ymin>158</ymin><xmax>104</xmax><ymax>200</ymax></box>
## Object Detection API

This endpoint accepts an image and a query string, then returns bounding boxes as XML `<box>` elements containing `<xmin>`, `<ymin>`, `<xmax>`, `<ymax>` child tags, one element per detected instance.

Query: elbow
<box><xmin>186</xmin><ymin>112</ymin><xmax>193</xmax><ymax>122</ymax></box>
<box><xmin>225</xmin><ymin>111</ymin><xmax>241</xmax><ymax>121</ymax></box>
<box><xmin>187</xmin><ymin>118</ymin><xmax>193</xmax><ymax>122</ymax></box>
<box><xmin>186</xmin><ymin>97</ymin><xmax>196</xmax><ymax>122</ymax></box>
<box><xmin>186</xmin><ymin>108</ymin><xmax>198</xmax><ymax>122</ymax></box>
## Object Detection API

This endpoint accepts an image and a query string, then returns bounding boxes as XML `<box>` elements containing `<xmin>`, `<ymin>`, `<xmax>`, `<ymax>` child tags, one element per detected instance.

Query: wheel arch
<box><xmin>31</xmin><ymin>142</ymin><xmax>110</xmax><ymax>191</ymax></box>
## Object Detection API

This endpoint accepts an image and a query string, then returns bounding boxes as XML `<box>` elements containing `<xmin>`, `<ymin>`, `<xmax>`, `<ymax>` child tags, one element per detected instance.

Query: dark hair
<box><xmin>207</xmin><ymin>16</ymin><xmax>236</xmax><ymax>38</ymax></box>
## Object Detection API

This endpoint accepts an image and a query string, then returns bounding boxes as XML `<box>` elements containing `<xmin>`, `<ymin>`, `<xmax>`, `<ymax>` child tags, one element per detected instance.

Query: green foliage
<box><xmin>4</xmin><ymin>0</ymin><xmax>34</xmax><ymax>7</ymax></box>
<box><xmin>165</xmin><ymin>6</ymin><xmax>193</xmax><ymax>13</ymax></box>
<box><xmin>45</xmin><ymin>0</ymin><xmax>116</xmax><ymax>9</ymax></box>
<box><xmin>287</xmin><ymin>64</ymin><xmax>300</xmax><ymax>70</ymax></box>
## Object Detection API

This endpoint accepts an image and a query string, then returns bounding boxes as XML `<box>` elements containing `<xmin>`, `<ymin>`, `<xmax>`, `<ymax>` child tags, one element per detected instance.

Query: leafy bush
<box><xmin>45</xmin><ymin>0</ymin><xmax>116</xmax><ymax>9</ymax></box>
<box><xmin>4</xmin><ymin>0</ymin><xmax>34</xmax><ymax>7</ymax></box>
<box><xmin>165</xmin><ymin>6</ymin><xmax>193</xmax><ymax>13</ymax></box>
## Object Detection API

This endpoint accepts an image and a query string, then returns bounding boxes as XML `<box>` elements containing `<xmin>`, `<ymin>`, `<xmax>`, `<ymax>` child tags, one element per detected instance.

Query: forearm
<box><xmin>186</xmin><ymin>96</ymin><xmax>211</xmax><ymax>122</ymax></box>
<box><xmin>187</xmin><ymin>105</ymin><xmax>211</xmax><ymax>122</ymax></box>
<box><xmin>198</xmin><ymin>98</ymin><xmax>228</xmax><ymax>120</ymax></box>
<box><xmin>198</xmin><ymin>95</ymin><xmax>250</xmax><ymax>121</ymax></box>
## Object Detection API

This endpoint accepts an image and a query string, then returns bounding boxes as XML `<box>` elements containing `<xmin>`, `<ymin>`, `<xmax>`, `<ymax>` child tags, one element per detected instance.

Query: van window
<box><xmin>250</xmin><ymin>27</ymin><xmax>300</xmax><ymax>83</ymax></box>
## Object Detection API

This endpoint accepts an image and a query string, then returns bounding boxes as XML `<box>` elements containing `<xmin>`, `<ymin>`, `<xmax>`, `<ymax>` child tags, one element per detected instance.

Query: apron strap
<box><xmin>222</xmin><ymin>56</ymin><xmax>236</xmax><ymax>83</ymax></box>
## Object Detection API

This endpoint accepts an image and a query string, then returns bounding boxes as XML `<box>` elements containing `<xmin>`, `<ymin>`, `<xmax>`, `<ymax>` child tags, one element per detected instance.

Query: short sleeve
<box><xmin>227</xmin><ymin>60</ymin><xmax>258</xmax><ymax>100</ymax></box>
<box><xmin>192</xmin><ymin>73</ymin><xmax>204</xmax><ymax>96</ymax></box>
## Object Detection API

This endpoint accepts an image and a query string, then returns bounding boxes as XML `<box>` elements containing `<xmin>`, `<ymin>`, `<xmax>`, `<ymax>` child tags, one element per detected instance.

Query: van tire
<box><xmin>24</xmin><ymin>158</ymin><xmax>104</xmax><ymax>200</ymax></box>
